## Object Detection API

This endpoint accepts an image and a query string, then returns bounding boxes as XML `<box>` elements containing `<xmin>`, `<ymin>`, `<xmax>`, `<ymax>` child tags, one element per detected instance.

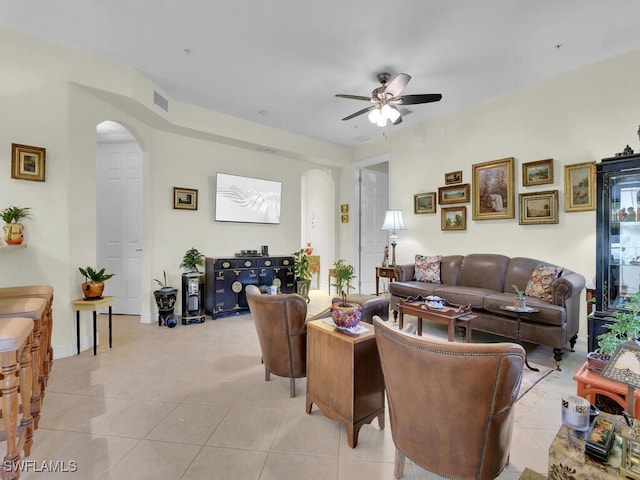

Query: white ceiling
<box><xmin>3</xmin><ymin>1</ymin><xmax>640</xmax><ymax>148</ymax></box>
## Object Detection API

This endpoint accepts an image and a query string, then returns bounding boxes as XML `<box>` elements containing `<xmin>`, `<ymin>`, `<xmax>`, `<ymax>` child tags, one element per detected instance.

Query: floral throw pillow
<box><xmin>524</xmin><ymin>264</ymin><xmax>563</xmax><ymax>302</ymax></box>
<box><xmin>414</xmin><ymin>254</ymin><xmax>442</xmax><ymax>283</ymax></box>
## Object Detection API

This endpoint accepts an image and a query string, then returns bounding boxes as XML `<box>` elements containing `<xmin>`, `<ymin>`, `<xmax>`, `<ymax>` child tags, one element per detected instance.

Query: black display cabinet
<box><xmin>182</xmin><ymin>272</ymin><xmax>205</xmax><ymax>324</ymax></box>
<box><xmin>591</xmin><ymin>153</ymin><xmax>640</xmax><ymax>351</ymax></box>
<box><xmin>204</xmin><ymin>255</ymin><xmax>295</xmax><ymax>318</ymax></box>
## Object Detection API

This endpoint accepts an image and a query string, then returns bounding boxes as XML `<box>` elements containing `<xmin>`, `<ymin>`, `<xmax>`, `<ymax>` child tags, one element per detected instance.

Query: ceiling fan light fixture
<box><xmin>387</xmin><ymin>105</ymin><xmax>401</xmax><ymax>123</ymax></box>
<box><xmin>368</xmin><ymin>108</ymin><xmax>381</xmax><ymax>123</ymax></box>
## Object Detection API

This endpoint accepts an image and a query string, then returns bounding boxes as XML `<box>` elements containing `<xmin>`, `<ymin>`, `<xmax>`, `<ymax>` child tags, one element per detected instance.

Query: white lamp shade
<box><xmin>381</xmin><ymin>210</ymin><xmax>406</xmax><ymax>231</ymax></box>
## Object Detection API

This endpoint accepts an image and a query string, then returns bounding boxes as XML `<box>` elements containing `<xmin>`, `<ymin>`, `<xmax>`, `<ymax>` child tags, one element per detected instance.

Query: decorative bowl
<box><xmin>330</xmin><ymin>303</ymin><xmax>363</xmax><ymax>328</ymax></box>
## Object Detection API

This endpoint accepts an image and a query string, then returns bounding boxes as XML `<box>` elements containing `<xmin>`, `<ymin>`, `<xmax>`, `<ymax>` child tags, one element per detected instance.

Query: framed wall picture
<box><xmin>522</xmin><ymin>158</ymin><xmax>553</xmax><ymax>186</ymax></box>
<box><xmin>564</xmin><ymin>162</ymin><xmax>596</xmax><ymax>212</ymax></box>
<box><xmin>441</xmin><ymin>206</ymin><xmax>466</xmax><ymax>231</ymax></box>
<box><xmin>519</xmin><ymin>190</ymin><xmax>559</xmax><ymax>225</ymax></box>
<box><xmin>11</xmin><ymin>143</ymin><xmax>46</xmax><ymax>182</ymax></box>
<box><xmin>341</xmin><ymin>214</ymin><xmax>349</xmax><ymax>223</ymax></box>
<box><xmin>414</xmin><ymin>192</ymin><xmax>436</xmax><ymax>214</ymax></box>
<box><xmin>340</xmin><ymin>204</ymin><xmax>349</xmax><ymax>214</ymax></box>
<box><xmin>438</xmin><ymin>183</ymin><xmax>470</xmax><ymax>205</ymax></box>
<box><xmin>444</xmin><ymin>170</ymin><xmax>463</xmax><ymax>185</ymax></box>
<box><xmin>472</xmin><ymin>157</ymin><xmax>515</xmax><ymax>220</ymax></box>
<box><xmin>173</xmin><ymin>187</ymin><xmax>198</xmax><ymax>210</ymax></box>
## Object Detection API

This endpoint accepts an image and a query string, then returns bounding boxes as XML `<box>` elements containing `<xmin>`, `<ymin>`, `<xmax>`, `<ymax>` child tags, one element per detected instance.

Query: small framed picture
<box><xmin>444</xmin><ymin>170</ymin><xmax>463</xmax><ymax>185</ymax></box>
<box><xmin>441</xmin><ymin>206</ymin><xmax>467</xmax><ymax>231</ymax></box>
<box><xmin>414</xmin><ymin>192</ymin><xmax>436</xmax><ymax>214</ymax></box>
<box><xmin>173</xmin><ymin>187</ymin><xmax>198</xmax><ymax>210</ymax></box>
<box><xmin>341</xmin><ymin>214</ymin><xmax>349</xmax><ymax>223</ymax></box>
<box><xmin>11</xmin><ymin>143</ymin><xmax>46</xmax><ymax>182</ymax></box>
<box><xmin>340</xmin><ymin>204</ymin><xmax>349</xmax><ymax>214</ymax></box>
<box><xmin>523</xmin><ymin>159</ymin><xmax>553</xmax><ymax>186</ymax></box>
<box><xmin>564</xmin><ymin>162</ymin><xmax>596</xmax><ymax>212</ymax></box>
<box><xmin>438</xmin><ymin>183</ymin><xmax>470</xmax><ymax>205</ymax></box>
<box><xmin>519</xmin><ymin>190</ymin><xmax>559</xmax><ymax>225</ymax></box>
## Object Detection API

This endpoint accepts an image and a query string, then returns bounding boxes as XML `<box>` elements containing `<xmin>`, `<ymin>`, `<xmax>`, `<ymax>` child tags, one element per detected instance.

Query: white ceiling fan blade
<box><xmin>384</xmin><ymin>73</ymin><xmax>411</xmax><ymax>98</ymax></box>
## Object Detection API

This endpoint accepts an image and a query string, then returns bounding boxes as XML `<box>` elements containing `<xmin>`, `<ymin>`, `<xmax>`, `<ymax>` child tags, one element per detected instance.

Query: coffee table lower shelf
<box><xmin>398</xmin><ymin>300</ymin><xmax>475</xmax><ymax>342</ymax></box>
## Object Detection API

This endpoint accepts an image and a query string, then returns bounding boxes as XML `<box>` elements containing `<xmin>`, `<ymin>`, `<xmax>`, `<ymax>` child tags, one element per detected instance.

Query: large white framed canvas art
<box><xmin>215</xmin><ymin>173</ymin><xmax>282</xmax><ymax>224</ymax></box>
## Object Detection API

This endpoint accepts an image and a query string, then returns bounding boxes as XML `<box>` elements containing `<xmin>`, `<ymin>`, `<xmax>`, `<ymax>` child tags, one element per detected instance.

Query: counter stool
<box><xmin>331</xmin><ymin>293</ymin><xmax>390</xmax><ymax>324</ymax></box>
<box><xmin>0</xmin><ymin>298</ymin><xmax>47</xmax><ymax>429</ymax></box>
<box><xmin>0</xmin><ymin>286</ymin><xmax>54</xmax><ymax>393</ymax></box>
<box><xmin>0</xmin><ymin>316</ymin><xmax>34</xmax><ymax>474</ymax></box>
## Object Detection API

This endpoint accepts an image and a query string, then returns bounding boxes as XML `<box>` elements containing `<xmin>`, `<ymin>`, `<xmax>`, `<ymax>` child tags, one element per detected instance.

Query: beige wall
<box><xmin>2</xmin><ymin>24</ymin><xmax>639</xmax><ymax>356</ymax></box>
<box><xmin>0</xmin><ymin>28</ymin><xmax>346</xmax><ymax>357</ymax></box>
<box><xmin>352</xmin><ymin>48</ymin><xmax>640</xmax><ymax>335</ymax></box>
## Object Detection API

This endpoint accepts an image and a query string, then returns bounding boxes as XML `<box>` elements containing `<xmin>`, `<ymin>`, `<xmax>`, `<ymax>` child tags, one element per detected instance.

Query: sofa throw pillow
<box><xmin>414</xmin><ymin>254</ymin><xmax>442</xmax><ymax>283</ymax></box>
<box><xmin>524</xmin><ymin>264</ymin><xmax>563</xmax><ymax>302</ymax></box>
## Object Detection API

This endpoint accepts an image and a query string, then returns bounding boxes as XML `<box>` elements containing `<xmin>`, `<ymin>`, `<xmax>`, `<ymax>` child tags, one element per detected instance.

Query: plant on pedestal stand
<box><xmin>153</xmin><ymin>271</ymin><xmax>178</xmax><ymax>328</ymax></box>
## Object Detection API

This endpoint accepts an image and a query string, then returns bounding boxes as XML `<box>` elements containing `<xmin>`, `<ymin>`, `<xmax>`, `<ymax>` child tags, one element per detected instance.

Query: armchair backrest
<box><xmin>245</xmin><ymin>285</ymin><xmax>308</xmax><ymax>379</ymax></box>
<box><xmin>373</xmin><ymin>317</ymin><xmax>525</xmax><ymax>480</ymax></box>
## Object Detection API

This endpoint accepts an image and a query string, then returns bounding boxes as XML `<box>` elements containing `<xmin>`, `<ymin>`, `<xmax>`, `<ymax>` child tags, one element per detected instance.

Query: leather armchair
<box><xmin>373</xmin><ymin>317</ymin><xmax>525</xmax><ymax>480</ymax></box>
<box><xmin>245</xmin><ymin>285</ymin><xmax>307</xmax><ymax>397</ymax></box>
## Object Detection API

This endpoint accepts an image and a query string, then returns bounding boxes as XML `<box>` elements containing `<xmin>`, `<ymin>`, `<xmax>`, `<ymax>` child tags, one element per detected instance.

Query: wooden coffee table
<box><xmin>398</xmin><ymin>298</ymin><xmax>475</xmax><ymax>342</ymax></box>
<box><xmin>305</xmin><ymin>319</ymin><xmax>385</xmax><ymax>448</ymax></box>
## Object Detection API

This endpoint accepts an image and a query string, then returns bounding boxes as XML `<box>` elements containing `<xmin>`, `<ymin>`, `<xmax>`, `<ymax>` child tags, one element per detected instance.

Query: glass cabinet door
<box><xmin>596</xmin><ymin>154</ymin><xmax>640</xmax><ymax>313</ymax></box>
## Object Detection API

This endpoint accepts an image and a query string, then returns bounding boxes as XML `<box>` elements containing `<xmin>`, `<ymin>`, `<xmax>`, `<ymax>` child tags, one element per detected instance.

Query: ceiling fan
<box><xmin>336</xmin><ymin>72</ymin><xmax>442</xmax><ymax>127</ymax></box>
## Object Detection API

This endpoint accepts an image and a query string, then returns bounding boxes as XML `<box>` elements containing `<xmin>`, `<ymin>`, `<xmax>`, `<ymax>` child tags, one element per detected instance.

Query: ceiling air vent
<box><xmin>153</xmin><ymin>91</ymin><xmax>169</xmax><ymax>112</ymax></box>
<box><xmin>256</xmin><ymin>145</ymin><xmax>278</xmax><ymax>154</ymax></box>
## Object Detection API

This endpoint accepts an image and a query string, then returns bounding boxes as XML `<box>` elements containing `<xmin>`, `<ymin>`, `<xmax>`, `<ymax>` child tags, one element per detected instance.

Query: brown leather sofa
<box><xmin>245</xmin><ymin>285</ymin><xmax>307</xmax><ymax>397</ymax></box>
<box><xmin>374</xmin><ymin>316</ymin><xmax>525</xmax><ymax>480</ymax></box>
<box><xmin>389</xmin><ymin>254</ymin><xmax>586</xmax><ymax>368</ymax></box>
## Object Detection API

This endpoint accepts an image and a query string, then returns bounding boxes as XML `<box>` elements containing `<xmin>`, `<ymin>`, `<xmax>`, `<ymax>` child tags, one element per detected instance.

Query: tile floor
<box><xmin>19</xmin><ymin>290</ymin><xmax>586</xmax><ymax>479</ymax></box>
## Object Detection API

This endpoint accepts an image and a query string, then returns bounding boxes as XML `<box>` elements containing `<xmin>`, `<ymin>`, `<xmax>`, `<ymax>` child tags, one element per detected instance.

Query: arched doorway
<box><xmin>96</xmin><ymin>120</ymin><xmax>143</xmax><ymax>314</ymax></box>
<box><xmin>302</xmin><ymin>169</ymin><xmax>335</xmax><ymax>291</ymax></box>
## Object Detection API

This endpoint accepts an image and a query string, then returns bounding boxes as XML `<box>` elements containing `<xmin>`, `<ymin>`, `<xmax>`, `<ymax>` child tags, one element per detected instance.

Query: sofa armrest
<box><xmin>394</xmin><ymin>264</ymin><xmax>415</xmax><ymax>282</ymax></box>
<box><xmin>551</xmin><ymin>271</ymin><xmax>586</xmax><ymax>306</ymax></box>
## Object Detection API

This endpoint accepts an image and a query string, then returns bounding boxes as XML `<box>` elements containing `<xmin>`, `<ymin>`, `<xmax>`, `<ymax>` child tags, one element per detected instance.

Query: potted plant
<box><xmin>1</xmin><ymin>206</ymin><xmax>31</xmax><ymax>245</ymax></box>
<box><xmin>589</xmin><ymin>292</ymin><xmax>640</xmax><ymax>372</ymax></box>
<box><xmin>153</xmin><ymin>270</ymin><xmax>178</xmax><ymax>328</ymax></box>
<box><xmin>180</xmin><ymin>247</ymin><xmax>205</xmax><ymax>272</ymax></box>
<box><xmin>512</xmin><ymin>284</ymin><xmax>526</xmax><ymax>308</ymax></box>
<box><xmin>293</xmin><ymin>248</ymin><xmax>312</xmax><ymax>302</ymax></box>
<box><xmin>330</xmin><ymin>259</ymin><xmax>361</xmax><ymax>328</ymax></box>
<box><xmin>79</xmin><ymin>266</ymin><xmax>115</xmax><ymax>300</ymax></box>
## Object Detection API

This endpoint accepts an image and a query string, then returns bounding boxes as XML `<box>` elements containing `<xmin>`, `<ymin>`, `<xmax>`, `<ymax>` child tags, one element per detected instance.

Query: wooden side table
<box><xmin>305</xmin><ymin>319</ymin><xmax>385</xmax><ymax>448</ymax></box>
<box><xmin>308</xmin><ymin>255</ymin><xmax>320</xmax><ymax>289</ymax></box>
<box><xmin>586</xmin><ymin>284</ymin><xmax>596</xmax><ymax>315</ymax></box>
<box><xmin>573</xmin><ymin>361</ymin><xmax>640</xmax><ymax>418</ymax></box>
<box><xmin>73</xmin><ymin>296</ymin><xmax>114</xmax><ymax>355</ymax></box>
<box><xmin>328</xmin><ymin>268</ymin><xmax>336</xmax><ymax>294</ymax></box>
<box><xmin>375</xmin><ymin>266</ymin><xmax>396</xmax><ymax>296</ymax></box>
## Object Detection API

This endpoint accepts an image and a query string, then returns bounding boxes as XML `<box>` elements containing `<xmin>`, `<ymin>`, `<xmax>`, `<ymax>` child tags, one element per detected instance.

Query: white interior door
<box><xmin>358</xmin><ymin>164</ymin><xmax>389</xmax><ymax>294</ymax></box>
<box><xmin>97</xmin><ymin>141</ymin><xmax>143</xmax><ymax>314</ymax></box>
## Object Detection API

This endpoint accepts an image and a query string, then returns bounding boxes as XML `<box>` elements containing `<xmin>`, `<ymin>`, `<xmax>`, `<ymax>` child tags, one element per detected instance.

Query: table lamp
<box><xmin>601</xmin><ymin>340</ymin><xmax>640</xmax><ymax>478</ymax></box>
<box><xmin>381</xmin><ymin>210</ymin><xmax>406</xmax><ymax>267</ymax></box>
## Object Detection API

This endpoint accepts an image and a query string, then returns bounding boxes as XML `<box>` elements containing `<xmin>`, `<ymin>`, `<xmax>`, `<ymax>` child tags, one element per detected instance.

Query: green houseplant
<box><xmin>512</xmin><ymin>284</ymin><xmax>526</xmax><ymax>308</ymax></box>
<box><xmin>332</xmin><ymin>259</ymin><xmax>356</xmax><ymax>306</ymax></box>
<box><xmin>180</xmin><ymin>247</ymin><xmax>205</xmax><ymax>272</ymax></box>
<box><xmin>1</xmin><ymin>206</ymin><xmax>31</xmax><ymax>245</ymax></box>
<box><xmin>293</xmin><ymin>248</ymin><xmax>312</xmax><ymax>302</ymax></box>
<box><xmin>589</xmin><ymin>292</ymin><xmax>640</xmax><ymax>371</ymax></box>
<box><xmin>79</xmin><ymin>266</ymin><xmax>115</xmax><ymax>300</ymax></box>
<box><xmin>330</xmin><ymin>259</ymin><xmax>361</xmax><ymax>328</ymax></box>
